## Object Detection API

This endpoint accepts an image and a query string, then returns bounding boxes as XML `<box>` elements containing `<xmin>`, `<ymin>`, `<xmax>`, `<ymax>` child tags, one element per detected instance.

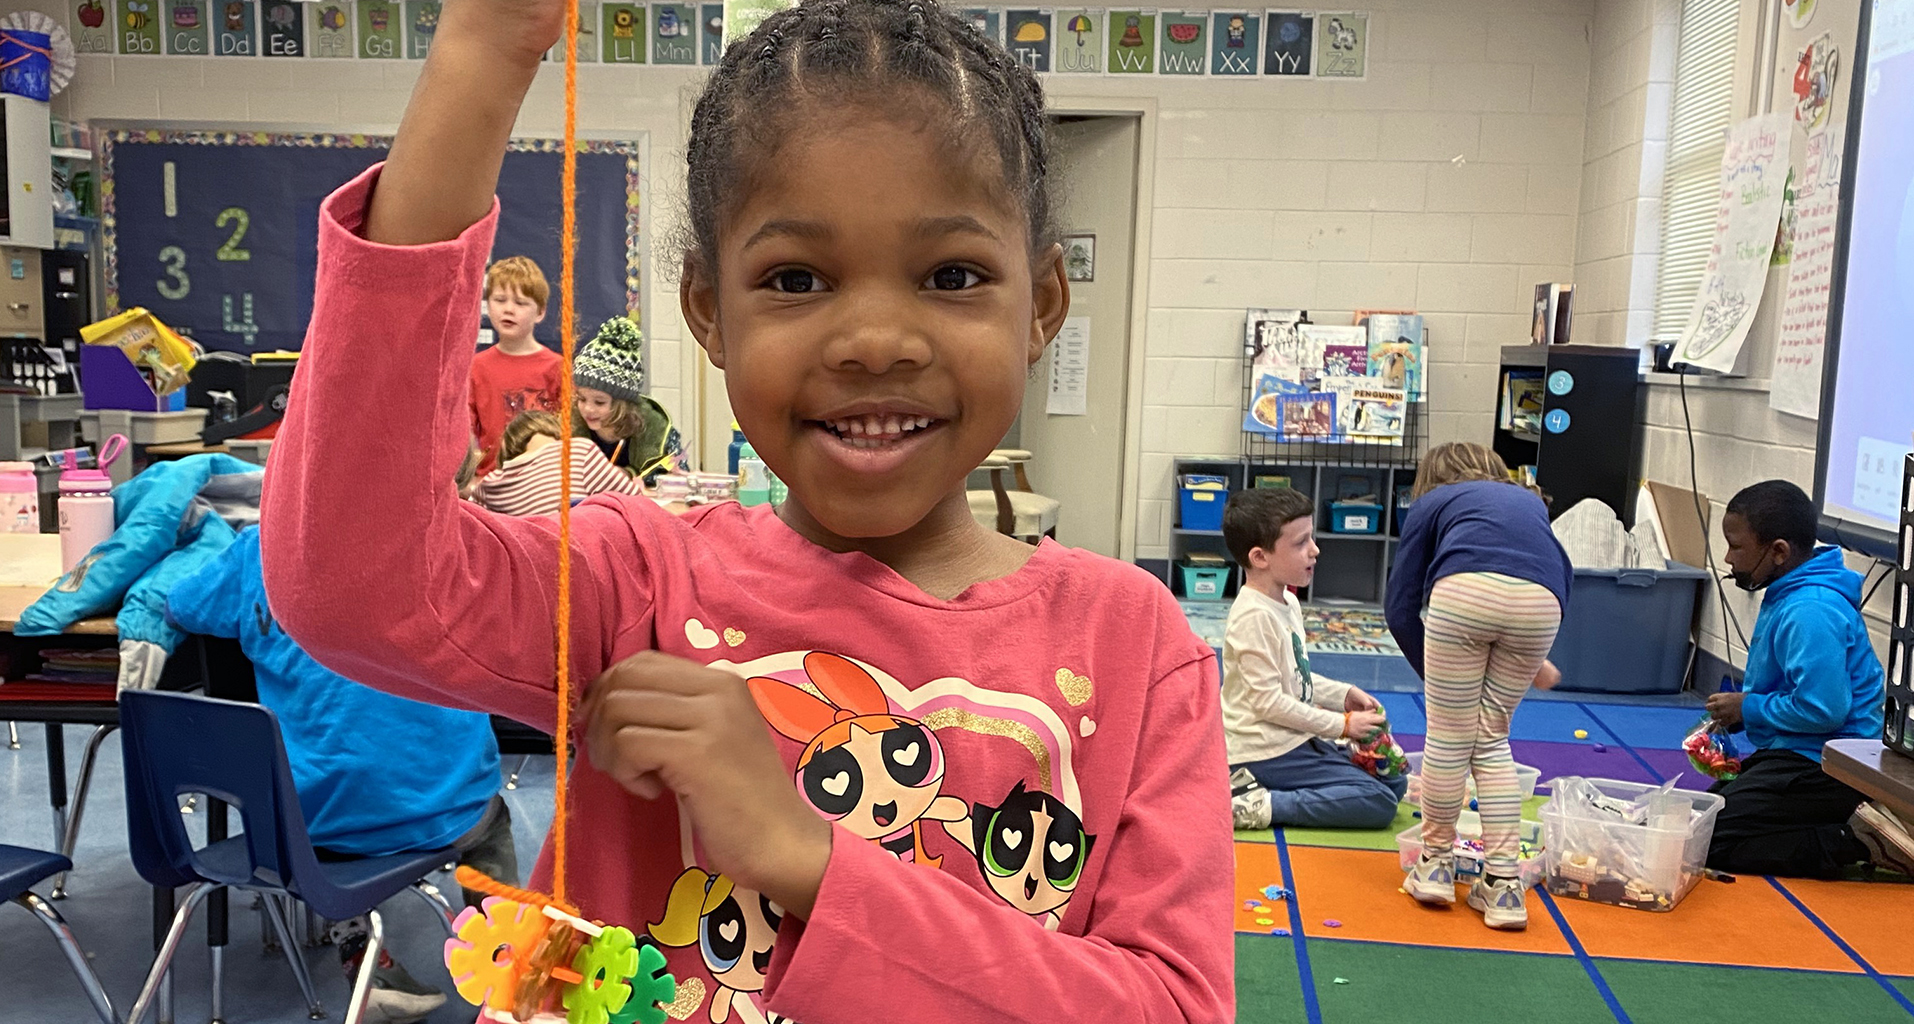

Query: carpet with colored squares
<box><xmin>1232</xmin><ymin>693</ymin><xmax>1914</xmax><ymax>1023</ymax></box>
<box><xmin>1180</xmin><ymin>601</ymin><xmax>1402</xmax><ymax>657</ymax></box>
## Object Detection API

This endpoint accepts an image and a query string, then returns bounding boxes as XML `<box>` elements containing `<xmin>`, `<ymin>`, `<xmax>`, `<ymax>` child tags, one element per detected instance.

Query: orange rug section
<box><xmin>1774</xmin><ymin>878</ymin><xmax>1914</xmax><ymax>976</ymax></box>
<box><xmin>1552</xmin><ymin>873</ymin><xmax>1858</xmax><ymax>972</ymax></box>
<box><xmin>1279</xmin><ymin>845</ymin><xmax>1573</xmax><ymax>954</ymax></box>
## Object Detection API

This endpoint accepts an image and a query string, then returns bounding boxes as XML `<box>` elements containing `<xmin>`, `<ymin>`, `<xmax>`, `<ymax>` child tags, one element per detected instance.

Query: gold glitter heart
<box><xmin>1055</xmin><ymin>668</ymin><xmax>1092</xmax><ymax>706</ymax></box>
<box><xmin>723</xmin><ymin>627</ymin><xmax>746</xmax><ymax>648</ymax></box>
<box><xmin>661</xmin><ymin>977</ymin><xmax>707</xmax><ymax>1020</ymax></box>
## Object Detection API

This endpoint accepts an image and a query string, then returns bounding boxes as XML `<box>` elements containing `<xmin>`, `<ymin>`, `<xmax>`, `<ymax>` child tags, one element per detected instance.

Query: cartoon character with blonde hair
<box><xmin>648</xmin><ymin>868</ymin><xmax>786</xmax><ymax>1023</ymax></box>
<box><xmin>748</xmin><ymin>652</ymin><xmax>967</xmax><ymax>867</ymax></box>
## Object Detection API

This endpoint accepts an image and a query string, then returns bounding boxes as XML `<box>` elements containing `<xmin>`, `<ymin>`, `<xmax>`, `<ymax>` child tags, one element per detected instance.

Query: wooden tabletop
<box><xmin>0</xmin><ymin>585</ymin><xmax>116</xmax><ymax>635</ymax></box>
<box><xmin>144</xmin><ymin>440</ymin><xmax>229</xmax><ymax>457</ymax></box>
<box><xmin>1824</xmin><ymin>738</ymin><xmax>1914</xmax><ymax>822</ymax></box>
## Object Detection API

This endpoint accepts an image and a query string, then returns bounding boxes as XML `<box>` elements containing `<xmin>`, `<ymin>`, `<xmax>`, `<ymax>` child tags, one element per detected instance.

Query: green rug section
<box><xmin>1306</xmin><ymin>942</ymin><xmax>1611</xmax><ymax>1023</ymax></box>
<box><xmin>1238</xmin><ymin>796</ymin><xmax>1551</xmax><ymax>850</ymax></box>
<box><xmin>1601</xmin><ymin>959</ymin><xmax>1911</xmax><ymax>1024</ymax></box>
<box><xmin>1234</xmin><ymin>933</ymin><xmax>1304</xmax><ymax>1022</ymax></box>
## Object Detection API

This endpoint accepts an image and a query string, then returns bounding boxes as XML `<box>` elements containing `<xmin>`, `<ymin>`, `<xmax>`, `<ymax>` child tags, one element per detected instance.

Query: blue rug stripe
<box><xmin>1576</xmin><ymin>704</ymin><xmax>1670</xmax><ymax>784</ymax></box>
<box><xmin>1272</xmin><ymin>829</ymin><xmax>1324</xmax><ymax>1024</ymax></box>
<box><xmin>1538</xmin><ymin>887</ymin><xmax>1635</xmax><ymax>1023</ymax></box>
<box><xmin>1767</xmin><ymin>877</ymin><xmax>1914</xmax><ymax>1017</ymax></box>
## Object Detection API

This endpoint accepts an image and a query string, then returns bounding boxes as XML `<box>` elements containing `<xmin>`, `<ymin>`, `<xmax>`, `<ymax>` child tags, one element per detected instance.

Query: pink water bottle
<box><xmin>58</xmin><ymin>436</ymin><xmax>125</xmax><ymax>572</ymax></box>
<box><xmin>0</xmin><ymin>461</ymin><xmax>39</xmax><ymax>534</ymax></box>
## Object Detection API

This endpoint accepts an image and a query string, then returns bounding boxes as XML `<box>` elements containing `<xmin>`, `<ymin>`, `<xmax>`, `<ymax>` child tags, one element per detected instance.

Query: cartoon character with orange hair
<box><xmin>748</xmin><ymin>652</ymin><xmax>967</xmax><ymax>867</ymax></box>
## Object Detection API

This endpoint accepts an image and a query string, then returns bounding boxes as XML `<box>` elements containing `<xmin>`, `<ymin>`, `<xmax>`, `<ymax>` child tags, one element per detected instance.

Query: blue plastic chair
<box><xmin>0</xmin><ymin>845</ymin><xmax>119</xmax><ymax>1023</ymax></box>
<box><xmin>118</xmin><ymin>690</ymin><xmax>462</xmax><ymax>1024</ymax></box>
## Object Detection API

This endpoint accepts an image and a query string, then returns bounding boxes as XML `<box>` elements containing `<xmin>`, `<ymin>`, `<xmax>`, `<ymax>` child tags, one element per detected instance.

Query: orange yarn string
<box><xmin>455</xmin><ymin>865</ymin><xmax>581</xmax><ymax>918</ymax></box>
<box><xmin>553</xmin><ymin>0</ymin><xmax>581</xmax><ymax>908</ymax></box>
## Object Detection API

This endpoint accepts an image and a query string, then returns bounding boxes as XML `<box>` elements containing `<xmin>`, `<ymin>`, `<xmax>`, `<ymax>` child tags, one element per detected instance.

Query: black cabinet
<box><xmin>1494</xmin><ymin>345</ymin><xmax>1643</xmax><ymax>525</ymax></box>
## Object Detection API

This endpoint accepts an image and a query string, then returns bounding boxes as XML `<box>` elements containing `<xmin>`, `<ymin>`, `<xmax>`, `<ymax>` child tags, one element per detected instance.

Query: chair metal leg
<box><xmin>258</xmin><ymin>891</ymin><xmax>325</xmax><ymax>1020</ymax></box>
<box><xmin>6</xmin><ymin>720</ymin><xmax>18</xmax><ymax>749</ymax></box>
<box><xmin>127</xmin><ymin>883</ymin><xmax>211</xmax><ymax>1024</ymax></box>
<box><xmin>342</xmin><ymin>909</ymin><xmax>385</xmax><ymax>1024</ymax></box>
<box><xmin>410</xmin><ymin>880</ymin><xmax>460</xmax><ymax>939</ymax></box>
<box><xmin>209</xmin><ymin>943</ymin><xmax>224</xmax><ymax>1024</ymax></box>
<box><xmin>505</xmin><ymin>753</ymin><xmax>530</xmax><ymax>790</ymax></box>
<box><xmin>52</xmin><ymin>724</ymin><xmax>115</xmax><ymax>899</ymax></box>
<box><xmin>16</xmin><ymin>891</ymin><xmax>120</xmax><ymax>1024</ymax></box>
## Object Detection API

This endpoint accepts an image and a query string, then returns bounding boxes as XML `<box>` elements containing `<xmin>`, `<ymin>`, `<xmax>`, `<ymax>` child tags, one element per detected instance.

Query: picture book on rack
<box><xmin>1244</xmin><ymin>372</ymin><xmax>1306</xmax><ymax>437</ymax></box>
<box><xmin>1319</xmin><ymin>376</ymin><xmax>1407</xmax><ymax>443</ymax></box>
<box><xmin>1363</xmin><ymin>313</ymin><xmax>1424</xmax><ymax>400</ymax></box>
<box><xmin>1279</xmin><ymin>391</ymin><xmax>1338</xmax><ymax>438</ymax></box>
<box><xmin>1246</xmin><ymin>308</ymin><xmax>1309</xmax><ymax>368</ymax></box>
<box><xmin>1301</xmin><ymin>324</ymin><xmax>1366</xmax><ymax>384</ymax></box>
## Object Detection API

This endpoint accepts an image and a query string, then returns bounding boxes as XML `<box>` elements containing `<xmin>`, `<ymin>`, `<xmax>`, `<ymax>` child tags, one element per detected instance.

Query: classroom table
<box><xmin>1823</xmin><ymin>737</ymin><xmax>1914</xmax><ymax>824</ymax></box>
<box><xmin>0</xmin><ymin>584</ymin><xmax>252</xmax><ymax>1024</ymax></box>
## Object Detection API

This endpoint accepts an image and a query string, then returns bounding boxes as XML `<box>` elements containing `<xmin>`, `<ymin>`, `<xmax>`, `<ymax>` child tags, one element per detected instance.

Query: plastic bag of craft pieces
<box><xmin>1543</xmin><ymin>776</ymin><xmax>1694</xmax><ymax>910</ymax></box>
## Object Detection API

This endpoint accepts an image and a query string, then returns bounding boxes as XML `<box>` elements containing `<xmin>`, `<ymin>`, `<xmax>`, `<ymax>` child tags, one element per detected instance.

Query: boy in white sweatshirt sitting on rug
<box><xmin>1223</xmin><ymin>488</ymin><xmax>1407</xmax><ymax>830</ymax></box>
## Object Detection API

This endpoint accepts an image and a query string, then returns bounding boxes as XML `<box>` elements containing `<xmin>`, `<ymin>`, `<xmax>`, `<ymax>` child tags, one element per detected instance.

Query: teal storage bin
<box><xmin>1330</xmin><ymin>501</ymin><xmax>1383</xmax><ymax>534</ymax></box>
<box><xmin>1181</xmin><ymin>564</ymin><xmax>1231</xmax><ymax>601</ymax></box>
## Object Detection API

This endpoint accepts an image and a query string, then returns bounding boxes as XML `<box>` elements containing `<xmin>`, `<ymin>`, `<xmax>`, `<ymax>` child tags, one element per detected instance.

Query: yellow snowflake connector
<box><xmin>443</xmin><ymin>868</ymin><xmax>677</xmax><ymax>1024</ymax></box>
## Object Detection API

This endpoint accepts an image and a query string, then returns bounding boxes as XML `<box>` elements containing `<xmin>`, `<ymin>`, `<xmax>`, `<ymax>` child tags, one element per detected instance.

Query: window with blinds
<box><xmin>1653</xmin><ymin>0</ymin><xmax>1742</xmax><ymax>343</ymax></box>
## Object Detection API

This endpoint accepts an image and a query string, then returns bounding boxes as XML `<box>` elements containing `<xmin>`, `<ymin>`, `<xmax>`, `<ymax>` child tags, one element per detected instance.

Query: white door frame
<box><xmin>1045</xmin><ymin>95</ymin><xmax>1158</xmax><ymax>563</ymax></box>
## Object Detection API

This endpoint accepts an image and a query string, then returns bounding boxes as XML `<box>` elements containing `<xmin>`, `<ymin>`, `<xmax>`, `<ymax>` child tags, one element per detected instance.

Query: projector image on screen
<box><xmin>1816</xmin><ymin>0</ymin><xmax>1914</xmax><ymax>557</ymax></box>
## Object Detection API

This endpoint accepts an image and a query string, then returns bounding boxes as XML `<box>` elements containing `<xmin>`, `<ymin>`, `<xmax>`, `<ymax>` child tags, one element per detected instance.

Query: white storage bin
<box><xmin>1395</xmin><ymin>810</ymin><xmax>1545</xmax><ymax>889</ymax></box>
<box><xmin>1404</xmin><ymin>751</ymin><xmax>1542</xmax><ymax>807</ymax></box>
<box><xmin>1539</xmin><ymin>777</ymin><xmax>1724</xmax><ymax>912</ymax></box>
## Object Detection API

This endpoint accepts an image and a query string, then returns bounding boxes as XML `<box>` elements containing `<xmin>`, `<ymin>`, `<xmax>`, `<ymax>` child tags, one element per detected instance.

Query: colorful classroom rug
<box><xmin>1232</xmin><ymin>694</ymin><xmax>1914</xmax><ymax>1022</ymax></box>
<box><xmin>1179</xmin><ymin>601</ymin><xmax>1401</xmax><ymax>657</ymax></box>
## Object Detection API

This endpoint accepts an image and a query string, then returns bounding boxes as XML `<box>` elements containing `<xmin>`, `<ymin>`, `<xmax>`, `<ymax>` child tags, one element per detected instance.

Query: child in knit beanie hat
<box><xmin>572</xmin><ymin>315</ymin><xmax>688</xmax><ymax>485</ymax></box>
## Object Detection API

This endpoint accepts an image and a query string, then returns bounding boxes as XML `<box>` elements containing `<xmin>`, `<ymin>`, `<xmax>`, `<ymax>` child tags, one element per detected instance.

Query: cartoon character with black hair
<box><xmin>948</xmin><ymin>781</ymin><xmax>1097</xmax><ymax>929</ymax></box>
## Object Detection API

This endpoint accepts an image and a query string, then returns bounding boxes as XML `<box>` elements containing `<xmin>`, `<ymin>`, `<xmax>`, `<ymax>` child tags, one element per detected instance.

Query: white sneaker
<box><xmin>1403</xmin><ymin>853</ymin><xmax>1456</xmax><ymax>905</ymax></box>
<box><xmin>359</xmin><ymin>987</ymin><xmax>446</xmax><ymax>1024</ymax></box>
<box><xmin>1852</xmin><ymin>802</ymin><xmax>1914</xmax><ymax>877</ymax></box>
<box><xmin>1232</xmin><ymin>786</ymin><xmax>1272</xmax><ymax>831</ymax></box>
<box><xmin>1467</xmin><ymin>877</ymin><xmax>1528</xmax><ymax>930</ymax></box>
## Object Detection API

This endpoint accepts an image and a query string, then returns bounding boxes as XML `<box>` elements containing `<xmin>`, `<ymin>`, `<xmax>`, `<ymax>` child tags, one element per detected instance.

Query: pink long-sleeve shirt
<box><xmin>261</xmin><ymin>167</ymin><xmax>1234</xmax><ymax>1024</ymax></box>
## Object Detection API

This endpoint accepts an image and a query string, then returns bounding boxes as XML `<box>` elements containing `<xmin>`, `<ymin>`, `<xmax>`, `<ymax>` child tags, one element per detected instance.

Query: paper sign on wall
<box><xmin>1674</xmin><ymin>113</ymin><xmax>1792</xmax><ymax>374</ymax></box>
<box><xmin>1770</xmin><ymin>127</ymin><xmax>1844</xmax><ymax>419</ymax></box>
<box><xmin>1047</xmin><ymin>317</ymin><xmax>1090</xmax><ymax>416</ymax></box>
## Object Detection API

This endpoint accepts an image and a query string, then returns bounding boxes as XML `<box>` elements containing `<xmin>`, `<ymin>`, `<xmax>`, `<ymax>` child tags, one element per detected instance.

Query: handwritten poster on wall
<box><xmin>1047</xmin><ymin>317</ymin><xmax>1091</xmax><ymax>416</ymax></box>
<box><xmin>1770</xmin><ymin>127</ymin><xmax>1845</xmax><ymax>419</ymax></box>
<box><xmin>1675</xmin><ymin>113</ymin><xmax>1793</xmax><ymax>373</ymax></box>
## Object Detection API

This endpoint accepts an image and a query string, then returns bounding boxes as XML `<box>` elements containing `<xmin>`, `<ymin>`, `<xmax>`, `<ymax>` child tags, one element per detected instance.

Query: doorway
<box><xmin>1010</xmin><ymin>114</ymin><xmax>1143</xmax><ymax>558</ymax></box>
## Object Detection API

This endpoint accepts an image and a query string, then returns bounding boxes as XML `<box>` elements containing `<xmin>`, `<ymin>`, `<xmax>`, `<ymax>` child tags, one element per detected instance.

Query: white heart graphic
<box><xmin>685</xmin><ymin>618</ymin><xmax>720</xmax><ymax>650</ymax></box>
<box><xmin>718</xmin><ymin>919</ymin><xmax>740</xmax><ymax>943</ymax></box>
<box><xmin>892</xmin><ymin>742</ymin><xmax>920</xmax><ymax>766</ymax></box>
<box><xmin>1079</xmin><ymin>716</ymin><xmax>1097</xmax><ymax>737</ymax></box>
<box><xmin>1000</xmin><ymin>828</ymin><xmax>1024</xmax><ymax>850</ymax></box>
<box><xmin>1049</xmin><ymin>841</ymin><xmax>1075</xmax><ymax>861</ymax></box>
<box><xmin>820</xmin><ymin>771</ymin><xmax>851</xmax><ymax>797</ymax></box>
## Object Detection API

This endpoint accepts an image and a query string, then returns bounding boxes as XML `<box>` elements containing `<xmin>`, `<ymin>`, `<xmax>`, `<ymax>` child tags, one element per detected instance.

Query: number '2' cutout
<box><xmin>215</xmin><ymin>208</ymin><xmax>252</xmax><ymax>262</ymax></box>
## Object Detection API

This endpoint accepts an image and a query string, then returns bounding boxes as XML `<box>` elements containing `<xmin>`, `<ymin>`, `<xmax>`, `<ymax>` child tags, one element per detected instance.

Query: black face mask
<box><xmin>1724</xmin><ymin>555</ymin><xmax>1777</xmax><ymax>593</ymax></box>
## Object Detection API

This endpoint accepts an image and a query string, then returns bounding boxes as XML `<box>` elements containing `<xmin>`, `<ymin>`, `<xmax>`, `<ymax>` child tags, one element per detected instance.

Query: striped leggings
<box><xmin>1421</xmin><ymin>572</ymin><xmax>1562</xmax><ymax>874</ymax></box>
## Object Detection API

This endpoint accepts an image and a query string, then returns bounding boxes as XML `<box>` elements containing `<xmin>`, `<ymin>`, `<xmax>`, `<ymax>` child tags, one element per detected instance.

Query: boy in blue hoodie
<box><xmin>1705</xmin><ymin>481</ymin><xmax>1913</xmax><ymax>878</ymax></box>
<box><xmin>169</xmin><ymin>526</ymin><xmax>519</xmax><ymax>1023</ymax></box>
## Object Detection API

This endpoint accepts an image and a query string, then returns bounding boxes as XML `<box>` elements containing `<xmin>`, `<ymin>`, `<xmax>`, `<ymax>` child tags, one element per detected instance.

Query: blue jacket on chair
<box><xmin>167</xmin><ymin>527</ymin><xmax>501</xmax><ymax>855</ymax></box>
<box><xmin>1740</xmin><ymin>545</ymin><xmax>1883</xmax><ymax>762</ymax></box>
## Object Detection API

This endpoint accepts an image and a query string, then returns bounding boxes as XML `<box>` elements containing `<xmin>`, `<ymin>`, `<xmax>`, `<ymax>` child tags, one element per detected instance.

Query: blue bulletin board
<box><xmin>101</xmin><ymin>129</ymin><xmax>645</xmax><ymax>353</ymax></box>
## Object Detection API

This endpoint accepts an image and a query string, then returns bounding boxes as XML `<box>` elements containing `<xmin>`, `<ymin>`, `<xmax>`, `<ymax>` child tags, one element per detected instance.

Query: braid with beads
<box><xmin>684</xmin><ymin>0</ymin><xmax>1056</xmax><ymax>278</ymax></box>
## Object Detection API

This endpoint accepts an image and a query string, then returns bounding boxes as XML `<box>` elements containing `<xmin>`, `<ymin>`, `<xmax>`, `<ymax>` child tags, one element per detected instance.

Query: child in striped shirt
<box><xmin>474</xmin><ymin>410</ymin><xmax>643</xmax><ymax>516</ymax></box>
